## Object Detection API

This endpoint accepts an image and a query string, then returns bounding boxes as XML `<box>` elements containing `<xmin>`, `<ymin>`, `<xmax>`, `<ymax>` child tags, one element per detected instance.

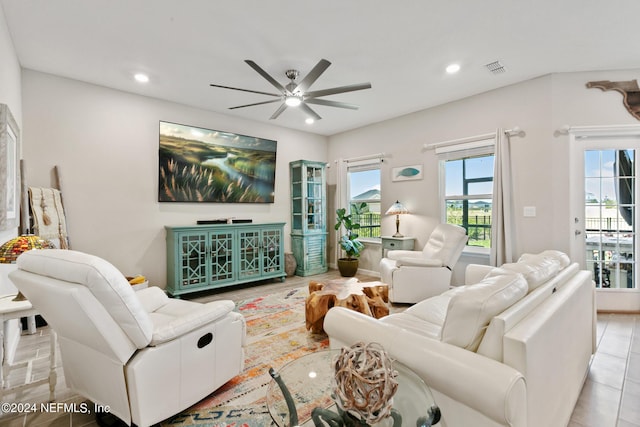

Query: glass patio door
<box><xmin>584</xmin><ymin>149</ymin><xmax>635</xmax><ymax>289</ymax></box>
<box><xmin>569</xmin><ymin>126</ymin><xmax>640</xmax><ymax>311</ymax></box>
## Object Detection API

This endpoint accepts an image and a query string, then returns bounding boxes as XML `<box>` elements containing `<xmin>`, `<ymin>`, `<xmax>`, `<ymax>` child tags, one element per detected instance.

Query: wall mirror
<box><xmin>0</xmin><ymin>104</ymin><xmax>20</xmax><ymax>231</ymax></box>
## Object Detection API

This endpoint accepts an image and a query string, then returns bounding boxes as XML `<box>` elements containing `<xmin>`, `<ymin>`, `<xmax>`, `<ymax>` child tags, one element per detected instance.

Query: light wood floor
<box><xmin>1</xmin><ymin>269</ymin><xmax>639</xmax><ymax>426</ymax></box>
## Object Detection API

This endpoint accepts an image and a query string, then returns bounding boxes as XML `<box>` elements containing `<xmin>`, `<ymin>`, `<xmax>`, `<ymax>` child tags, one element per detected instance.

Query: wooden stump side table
<box><xmin>305</xmin><ymin>278</ymin><xmax>389</xmax><ymax>334</ymax></box>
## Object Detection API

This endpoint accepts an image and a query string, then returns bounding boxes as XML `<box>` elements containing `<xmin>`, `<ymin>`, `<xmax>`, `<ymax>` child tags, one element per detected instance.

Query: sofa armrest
<box><xmin>465</xmin><ymin>264</ymin><xmax>494</xmax><ymax>285</ymax></box>
<box><xmin>387</xmin><ymin>250</ymin><xmax>422</xmax><ymax>261</ymax></box>
<box><xmin>396</xmin><ymin>257</ymin><xmax>443</xmax><ymax>268</ymax></box>
<box><xmin>136</xmin><ymin>286</ymin><xmax>170</xmax><ymax>312</ymax></box>
<box><xmin>148</xmin><ymin>299</ymin><xmax>236</xmax><ymax>345</ymax></box>
<box><xmin>325</xmin><ymin>307</ymin><xmax>526</xmax><ymax>427</ymax></box>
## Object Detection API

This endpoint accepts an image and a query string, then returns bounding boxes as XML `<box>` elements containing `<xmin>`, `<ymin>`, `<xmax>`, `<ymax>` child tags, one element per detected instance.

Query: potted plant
<box><xmin>335</xmin><ymin>202</ymin><xmax>367</xmax><ymax>277</ymax></box>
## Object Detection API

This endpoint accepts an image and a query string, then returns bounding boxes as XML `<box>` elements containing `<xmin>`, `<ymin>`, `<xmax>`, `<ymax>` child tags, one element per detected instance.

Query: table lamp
<box><xmin>385</xmin><ymin>200</ymin><xmax>409</xmax><ymax>237</ymax></box>
<box><xmin>0</xmin><ymin>235</ymin><xmax>55</xmax><ymax>301</ymax></box>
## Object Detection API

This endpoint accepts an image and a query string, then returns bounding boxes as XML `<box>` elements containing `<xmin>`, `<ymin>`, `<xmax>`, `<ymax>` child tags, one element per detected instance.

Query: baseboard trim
<box><xmin>356</xmin><ymin>268</ymin><xmax>381</xmax><ymax>278</ymax></box>
<box><xmin>327</xmin><ymin>264</ymin><xmax>380</xmax><ymax>278</ymax></box>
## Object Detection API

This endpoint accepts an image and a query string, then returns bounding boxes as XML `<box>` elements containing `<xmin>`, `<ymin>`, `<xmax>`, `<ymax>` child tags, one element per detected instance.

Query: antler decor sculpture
<box><xmin>332</xmin><ymin>342</ymin><xmax>398</xmax><ymax>424</ymax></box>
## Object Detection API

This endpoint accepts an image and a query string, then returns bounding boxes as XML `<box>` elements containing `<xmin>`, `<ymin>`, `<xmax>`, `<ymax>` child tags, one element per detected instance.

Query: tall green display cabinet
<box><xmin>290</xmin><ymin>160</ymin><xmax>328</xmax><ymax>276</ymax></box>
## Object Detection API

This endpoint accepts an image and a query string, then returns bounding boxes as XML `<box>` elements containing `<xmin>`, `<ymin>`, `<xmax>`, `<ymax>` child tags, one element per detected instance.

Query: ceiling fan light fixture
<box><xmin>285</xmin><ymin>95</ymin><xmax>302</xmax><ymax>107</ymax></box>
<box><xmin>210</xmin><ymin>59</ymin><xmax>372</xmax><ymax>121</ymax></box>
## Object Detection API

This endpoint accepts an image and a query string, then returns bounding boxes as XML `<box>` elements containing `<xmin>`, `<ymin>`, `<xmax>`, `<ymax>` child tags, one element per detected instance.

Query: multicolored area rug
<box><xmin>162</xmin><ymin>286</ymin><xmax>329</xmax><ymax>427</ymax></box>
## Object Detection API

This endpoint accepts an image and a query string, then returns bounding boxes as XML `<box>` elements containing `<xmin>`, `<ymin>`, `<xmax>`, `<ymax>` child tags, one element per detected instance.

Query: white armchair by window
<box><xmin>380</xmin><ymin>223</ymin><xmax>468</xmax><ymax>303</ymax></box>
<box><xmin>9</xmin><ymin>249</ymin><xmax>246</xmax><ymax>427</ymax></box>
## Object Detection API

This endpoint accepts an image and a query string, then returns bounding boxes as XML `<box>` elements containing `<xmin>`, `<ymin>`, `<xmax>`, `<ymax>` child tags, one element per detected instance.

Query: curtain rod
<box><xmin>554</xmin><ymin>124</ymin><xmax>640</xmax><ymax>137</ymax></box>
<box><xmin>423</xmin><ymin>127</ymin><xmax>524</xmax><ymax>150</ymax></box>
<box><xmin>339</xmin><ymin>152</ymin><xmax>387</xmax><ymax>163</ymax></box>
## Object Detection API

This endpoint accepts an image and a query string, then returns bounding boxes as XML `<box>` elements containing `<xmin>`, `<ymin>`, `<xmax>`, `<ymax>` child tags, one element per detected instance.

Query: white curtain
<box><xmin>335</xmin><ymin>158</ymin><xmax>347</xmax><ymax>263</ymax></box>
<box><xmin>490</xmin><ymin>129</ymin><xmax>514</xmax><ymax>266</ymax></box>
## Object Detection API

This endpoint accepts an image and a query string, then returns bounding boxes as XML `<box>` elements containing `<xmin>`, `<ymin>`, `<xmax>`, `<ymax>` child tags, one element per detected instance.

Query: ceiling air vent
<box><xmin>485</xmin><ymin>60</ymin><xmax>506</xmax><ymax>74</ymax></box>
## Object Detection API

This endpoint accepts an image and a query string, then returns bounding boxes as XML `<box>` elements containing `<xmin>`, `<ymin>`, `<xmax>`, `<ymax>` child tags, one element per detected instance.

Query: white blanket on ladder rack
<box><xmin>29</xmin><ymin>187</ymin><xmax>69</xmax><ymax>249</ymax></box>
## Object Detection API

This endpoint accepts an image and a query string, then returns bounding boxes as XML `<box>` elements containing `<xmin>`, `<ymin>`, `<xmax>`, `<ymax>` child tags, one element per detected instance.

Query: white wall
<box><xmin>0</xmin><ymin>6</ymin><xmax>23</xmax><ymax>362</ymax></box>
<box><xmin>21</xmin><ymin>70</ymin><xmax>328</xmax><ymax>287</ymax></box>
<box><xmin>0</xmin><ymin>5</ymin><xmax>21</xmax><ymax>243</ymax></box>
<box><xmin>328</xmin><ymin>69</ymin><xmax>640</xmax><ymax>279</ymax></box>
<box><xmin>328</xmin><ymin>75</ymin><xmax>553</xmax><ymax>276</ymax></box>
<box><xmin>19</xmin><ymin>64</ymin><xmax>640</xmax><ymax>288</ymax></box>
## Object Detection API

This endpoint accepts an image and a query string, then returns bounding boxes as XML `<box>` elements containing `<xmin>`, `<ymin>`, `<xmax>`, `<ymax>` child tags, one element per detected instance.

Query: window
<box><xmin>348</xmin><ymin>163</ymin><xmax>381</xmax><ymax>239</ymax></box>
<box><xmin>439</xmin><ymin>140</ymin><xmax>495</xmax><ymax>248</ymax></box>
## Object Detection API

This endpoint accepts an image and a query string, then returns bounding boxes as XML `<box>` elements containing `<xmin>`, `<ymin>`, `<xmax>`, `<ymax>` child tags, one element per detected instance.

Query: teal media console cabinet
<box><xmin>165</xmin><ymin>222</ymin><xmax>286</xmax><ymax>297</ymax></box>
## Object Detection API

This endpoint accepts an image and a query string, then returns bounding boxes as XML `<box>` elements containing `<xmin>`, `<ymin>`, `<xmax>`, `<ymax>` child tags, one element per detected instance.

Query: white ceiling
<box><xmin>2</xmin><ymin>0</ymin><xmax>640</xmax><ymax>136</ymax></box>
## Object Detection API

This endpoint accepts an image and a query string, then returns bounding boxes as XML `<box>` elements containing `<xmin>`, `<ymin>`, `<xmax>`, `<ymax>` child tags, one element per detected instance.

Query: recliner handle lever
<box><xmin>197</xmin><ymin>332</ymin><xmax>213</xmax><ymax>348</ymax></box>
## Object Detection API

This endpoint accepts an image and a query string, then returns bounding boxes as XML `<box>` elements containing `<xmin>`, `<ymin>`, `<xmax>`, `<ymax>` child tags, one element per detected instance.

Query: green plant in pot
<box><xmin>335</xmin><ymin>202</ymin><xmax>366</xmax><ymax>277</ymax></box>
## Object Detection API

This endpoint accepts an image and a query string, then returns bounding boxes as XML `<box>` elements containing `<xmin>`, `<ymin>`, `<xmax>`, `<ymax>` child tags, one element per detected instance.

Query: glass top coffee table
<box><xmin>266</xmin><ymin>349</ymin><xmax>440</xmax><ymax>427</ymax></box>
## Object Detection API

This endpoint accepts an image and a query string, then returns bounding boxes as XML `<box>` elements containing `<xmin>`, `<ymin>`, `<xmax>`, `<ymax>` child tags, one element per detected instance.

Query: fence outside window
<box><xmin>447</xmin><ymin>213</ymin><xmax>491</xmax><ymax>247</ymax></box>
<box><xmin>352</xmin><ymin>212</ymin><xmax>381</xmax><ymax>238</ymax></box>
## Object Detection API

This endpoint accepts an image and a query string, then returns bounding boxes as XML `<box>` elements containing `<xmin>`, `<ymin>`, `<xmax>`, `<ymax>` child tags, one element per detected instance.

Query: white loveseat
<box><xmin>325</xmin><ymin>250</ymin><xmax>596</xmax><ymax>427</ymax></box>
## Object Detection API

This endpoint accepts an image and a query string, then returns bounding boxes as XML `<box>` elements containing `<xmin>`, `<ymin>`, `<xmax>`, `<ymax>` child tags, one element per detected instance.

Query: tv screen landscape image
<box><xmin>159</xmin><ymin>121</ymin><xmax>277</xmax><ymax>203</ymax></box>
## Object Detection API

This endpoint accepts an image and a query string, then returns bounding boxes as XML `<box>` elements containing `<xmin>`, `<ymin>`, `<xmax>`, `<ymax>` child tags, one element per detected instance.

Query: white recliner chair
<box><xmin>380</xmin><ymin>223</ymin><xmax>468</xmax><ymax>303</ymax></box>
<box><xmin>9</xmin><ymin>249</ymin><xmax>246</xmax><ymax>427</ymax></box>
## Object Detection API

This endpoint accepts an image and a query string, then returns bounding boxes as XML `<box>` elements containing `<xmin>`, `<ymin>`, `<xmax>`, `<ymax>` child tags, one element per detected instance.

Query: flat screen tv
<box><xmin>159</xmin><ymin>121</ymin><xmax>277</xmax><ymax>203</ymax></box>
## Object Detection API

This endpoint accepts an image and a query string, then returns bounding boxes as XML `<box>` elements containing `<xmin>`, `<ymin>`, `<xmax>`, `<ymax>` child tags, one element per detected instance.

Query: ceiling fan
<box><xmin>210</xmin><ymin>59</ymin><xmax>372</xmax><ymax>121</ymax></box>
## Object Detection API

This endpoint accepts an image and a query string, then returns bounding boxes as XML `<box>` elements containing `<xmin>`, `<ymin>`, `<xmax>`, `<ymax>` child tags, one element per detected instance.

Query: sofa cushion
<box><xmin>485</xmin><ymin>254</ymin><xmax>562</xmax><ymax>292</ymax></box>
<box><xmin>519</xmin><ymin>250</ymin><xmax>571</xmax><ymax>269</ymax></box>
<box><xmin>383</xmin><ymin>293</ymin><xmax>453</xmax><ymax>338</ymax></box>
<box><xmin>147</xmin><ymin>298</ymin><xmax>235</xmax><ymax>345</ymax></box>
<box><xmin>440</xmin><ymin>274</ymin><xmax>528</xmax><ymax>351</ymax></box>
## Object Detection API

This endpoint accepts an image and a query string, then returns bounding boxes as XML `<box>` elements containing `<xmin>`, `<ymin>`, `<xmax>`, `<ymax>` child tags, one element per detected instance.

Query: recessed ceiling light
<box><xmin>305</xmin><ymin>118</ymin><xmax>314</xmax><ymax>124</ymax></box>
<box><xmin>134</xmin><ymin>73</ymin><xmax>149</xmax><ymax>83</ymax></box>
<box><xmin>446</xmin><ymin>64</ymin><xmax>460</xmax><ymax>74</ymax></box>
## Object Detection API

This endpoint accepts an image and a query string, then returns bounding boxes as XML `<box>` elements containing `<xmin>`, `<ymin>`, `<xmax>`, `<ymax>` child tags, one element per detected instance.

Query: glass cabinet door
<box><xmin>291</xmin><ymin>163</ymin><xmax>303</xmax><ymax>233</ymax></box>
<box><xmin>209</xmin><ymin>231</ymin><xmax>234</xmax><ymax>284</ymax></box>
<box><xmin>306</xmin><ymin>165</ymin><xmax>325</xmax><ymax>231</ymax></box>
<box><xmin>178</xmin><ymin>233</ymin><xmax>208</xmax><ymax>287</ymax></box>
<box><xmin>262</xmin><ymin>227</ymin><xmax>282</xmax><ymax>274</ymax></box>
<box><xmin>238</xmin><ymin>229</ymin><xmax>261</xmax><ymax>279</ymax></box>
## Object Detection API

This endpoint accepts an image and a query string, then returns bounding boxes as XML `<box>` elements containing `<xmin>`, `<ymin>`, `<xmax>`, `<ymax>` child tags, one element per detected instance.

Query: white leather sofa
<box><xmin>380</xmin><ymin>223</ymin><xmax>468</xmax><ymax>303</ymax></box>
<box><xmin>326</xmin><ymin>250</ymin><xmax>596</xmax><ymax>427</ymax></box>
<box><xmin>9</xmin><ymin>249</ymin><xmax>246</xmax><ymax>427</ymax></box>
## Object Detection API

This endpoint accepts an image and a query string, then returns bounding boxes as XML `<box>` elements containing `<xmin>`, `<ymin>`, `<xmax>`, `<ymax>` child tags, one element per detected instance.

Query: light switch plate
<box><xmin>523</xmin><ymin>206</ymin><xmax>536</xmax><ymax>217</ymax></box>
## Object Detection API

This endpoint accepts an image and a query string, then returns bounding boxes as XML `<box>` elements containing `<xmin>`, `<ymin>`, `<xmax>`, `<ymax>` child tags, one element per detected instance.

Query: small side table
<box><xmin>381</xmin><ymin>236</ymin><xmax>415</xmax><ymax>258</ymax></box>
<box><xmin>0</xmin><ymin>295</ymin><xmax>57</xmax><ymax>401</ymax></box>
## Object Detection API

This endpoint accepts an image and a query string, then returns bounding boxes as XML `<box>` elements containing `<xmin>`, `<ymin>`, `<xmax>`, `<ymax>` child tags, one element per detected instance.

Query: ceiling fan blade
<box><xmin>210</xmin><ymin>83</ymin><xmax>280</xmax><ymax>98</ymax></box>
<box><xmin>300</xmin><ymin>102</ymin><xmax>322</xmax><ymax>121</ymax></box>
<box><xmin>229</xmin><ymin>99</ymin><xmax>282</xmax><ymax>110</ymax></box>
<box><xmin>269</xmin><ymin>103</ymin><xmax>288</xmax><ymax>120</ymax></box>
<box><xmin>245</xmin><ymin>60</ymin><xmax>288</xmax><ymax>94</ymax></box>
<box><xmin>305</xmin><ymin>82</ymin><xmax>372</xmax><ymax>98</ymax></box>
<box><xmin>294</xmin><ymin>59</ymin><xmax>331</xmax><ymax>93</ymax></box>
<box><xmin>305</xmin><ymin>98</ymin><xmax>359</xmax><ymax>110</ymax></box>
